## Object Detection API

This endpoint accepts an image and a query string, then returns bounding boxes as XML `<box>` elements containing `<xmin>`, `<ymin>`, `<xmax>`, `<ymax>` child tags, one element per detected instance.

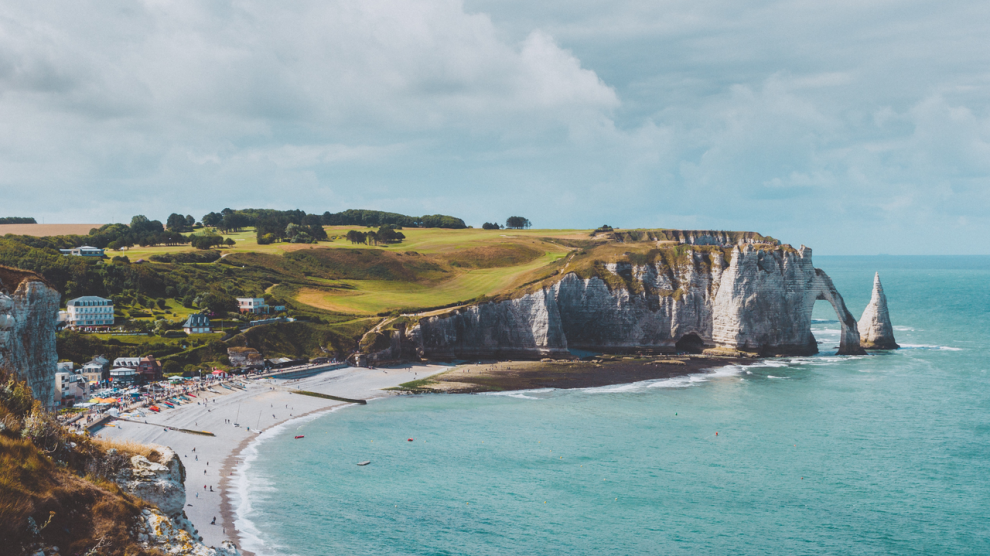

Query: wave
<box><xmin>481</xmin><ymin>388</ymin><xmax>554</xmax><ymax>400</ymax></box>
<box><xmin>899</xmin><ymin>344</ymin><xmax>962</xmax><ymax>351</ymax></box>
<box><xmin>894</xmin><ymin>326</ymin><xmax>917</xmax><ymax>332</ymax></box>
<box><xmin>766</xmin><ymin>375</ymin><xmax>789</xmax><ymax>379</ymax></box>
<box><xmin>580</xmin><ymin>364</ymin><xmax>746</xmax><ymax>394</ymax></box>
<box><xmin>234</xmin><ymin>404</ymin><xmax>353</xmax><ymax>556</ymax></box>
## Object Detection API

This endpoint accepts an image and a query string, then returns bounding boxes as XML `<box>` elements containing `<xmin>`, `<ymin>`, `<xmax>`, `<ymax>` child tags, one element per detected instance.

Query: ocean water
<box><xmin>236</xmin><ymin>256</ymin><xmax>990</xmax><ymax>555</ymax></box>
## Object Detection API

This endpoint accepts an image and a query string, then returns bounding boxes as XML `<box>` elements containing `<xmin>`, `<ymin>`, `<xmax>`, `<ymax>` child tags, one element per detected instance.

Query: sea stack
<box><xmin>858</xmin><ymin>272</ymin><xmax>898</xmax><ymax>349</ymax></box>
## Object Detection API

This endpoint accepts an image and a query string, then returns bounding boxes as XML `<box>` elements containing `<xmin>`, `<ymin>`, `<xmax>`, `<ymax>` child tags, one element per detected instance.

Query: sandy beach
<box><xmin>95</xmin><ymin>362</ymin><xmax>451</xmax><ymax>553</ymax></box>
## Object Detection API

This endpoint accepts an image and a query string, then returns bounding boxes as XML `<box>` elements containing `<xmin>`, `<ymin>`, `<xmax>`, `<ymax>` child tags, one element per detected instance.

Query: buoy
<box><xmin>715</xmin><ymin>432</ymin><xmax>718</xmax><ymax>436</ymax></box>
<box><xmin>408</xmin><ymin>438</ymin><xmax>414</xmax><ymax>442</ymax></box>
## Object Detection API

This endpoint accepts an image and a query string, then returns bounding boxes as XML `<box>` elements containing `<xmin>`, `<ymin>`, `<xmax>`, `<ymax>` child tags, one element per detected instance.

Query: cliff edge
<box><xmin>858</xmin><ymin>272</ymin><xmax>898</xmax><ymax>349</ymax></box>
<box><xmin>0</xmin><ymin>265</ymin><xmax>59</xmax><ymax>409</ymax></box>
<box><xmin>366</xmin><ymin>235</ymin><xmax>868</xmax><ymax>361</ymax></box>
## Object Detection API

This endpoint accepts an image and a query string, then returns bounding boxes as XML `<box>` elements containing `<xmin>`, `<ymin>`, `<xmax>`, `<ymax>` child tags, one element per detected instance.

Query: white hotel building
<box><xmin>63</xmin><ymin>296</ymin><xmax>114</xmax><ymax>328</ymax></box>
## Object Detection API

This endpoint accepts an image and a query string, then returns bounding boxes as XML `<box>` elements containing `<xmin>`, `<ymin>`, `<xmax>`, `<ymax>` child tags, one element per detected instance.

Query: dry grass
<box><xmin>90</xmin><ymin>437</ymin><xmax>161</xmax><ymax>461</ymax></box>
<box><xmin>0</xmin><ymin>223</ymin><xmax>105</xmax><ymax>237</ymax></box>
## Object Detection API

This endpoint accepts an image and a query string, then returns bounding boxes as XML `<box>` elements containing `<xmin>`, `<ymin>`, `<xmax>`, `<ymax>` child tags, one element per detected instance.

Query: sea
<box><xmin>233</xmin><ymin>256</ymin><xmax>990</xmax><ymax>555</ymax></box>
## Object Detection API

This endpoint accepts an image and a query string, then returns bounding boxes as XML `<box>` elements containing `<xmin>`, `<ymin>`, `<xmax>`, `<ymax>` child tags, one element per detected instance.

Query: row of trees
<box><xmin>0</xmin><ymin>217</ymin><xmax>36</xmax><ymax>224</ymax></box>
<box><xmin>483</xmin><ymin>217</ymin><xmax>531</xmax><ymax>230</ymax></box>
<box><xmin>344</xmin><ymin>225</ymin><xmax>406</xmax><ymax>245</ymax></box>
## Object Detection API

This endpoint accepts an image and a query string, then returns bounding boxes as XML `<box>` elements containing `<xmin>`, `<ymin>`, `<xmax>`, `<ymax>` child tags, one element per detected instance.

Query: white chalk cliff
<box><xmin>115</xmin><ymin>446</ymin><xmax>240</xmax><ymax>555</ymax></box>
<box><xmin>0</xmin><ymin>266</ymin><xmax>59</xmax><ymax>409</ymax></box>
<box><xmin>406</xmin><ymin>244</ymin><xmax>866</xmax><ymax>358</ymax></box>
<box><xmin>858</xmin><ymin>272</ymin><xmax>898</xmax><ymax>349</ymax></box>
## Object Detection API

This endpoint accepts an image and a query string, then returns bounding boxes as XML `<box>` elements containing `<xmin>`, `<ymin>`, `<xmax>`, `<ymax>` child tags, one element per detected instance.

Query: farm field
<box><xmin>114</xmin><ymin>225</ymin><xmax>591</xmax><ymax>259</ymax></box>
<box><xmin>0</xmin><ymin>223</ymin><xmax>105</xmax><ymax>236</ymax></box>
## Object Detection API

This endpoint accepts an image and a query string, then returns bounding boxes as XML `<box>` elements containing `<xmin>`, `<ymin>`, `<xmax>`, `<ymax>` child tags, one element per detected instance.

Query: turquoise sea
<box><xmin>235</xmin><ymin>256</ymin><xmax>990</xmax><ymax>555</ymax></box>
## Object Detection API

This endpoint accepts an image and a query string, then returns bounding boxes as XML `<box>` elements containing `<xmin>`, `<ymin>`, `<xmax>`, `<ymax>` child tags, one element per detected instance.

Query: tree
<box><xmin>223</xmin><ymin>238</ymin><xmax>235</xmax><ymax>246</ymax></box>
<box><xmin>166</xmin><ymin>213</ymin><xmax>187</xmax><ymax>231</ymax></box>
<box><xmin>505</xmin><ymin>216</ymin><xmax>531</xmax><ymax>229</ymax></box>
<box><xmin>202</xmin><ymin>212</ymin><xmax>222</xmax><ymax>227</ymax></box>
<box><xmin>482</xmin><ymin>222</ymin><xmax>502</xmax><ymax>230</ymax></box>
<box><xmin>185</xmin><ymin>215</ymin><xmax>196</xmax><ymax>228</ymax></box>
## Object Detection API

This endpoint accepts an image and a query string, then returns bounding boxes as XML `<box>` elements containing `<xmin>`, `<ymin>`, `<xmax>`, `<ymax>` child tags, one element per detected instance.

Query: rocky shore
<box><xmin>394</xmin><ymin>355</ymin><xmax>756</xmax><ymax>393</ymax></box>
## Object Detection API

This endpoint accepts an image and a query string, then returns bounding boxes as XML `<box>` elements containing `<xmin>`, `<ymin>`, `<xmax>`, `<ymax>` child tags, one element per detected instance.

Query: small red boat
<box><xmin>149</xmin><ymin>406</ymin><xmax>160</xmax><ymax>412</ymax></box>
<box><xmin>294</xmin><ymin>435</ymin><xmax>305</xmax><ymax>439</ymax></box>
<box><xmin>407</xmin><ymin>438</ymin><xmax>414</xmax><ymax>442</ymax></box>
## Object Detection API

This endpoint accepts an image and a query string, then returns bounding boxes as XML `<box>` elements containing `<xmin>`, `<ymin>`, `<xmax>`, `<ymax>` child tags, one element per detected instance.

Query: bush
<box><xmin>150</xmin><ymin>251</ymin><xmax>222</xmax><ymax>263</ymax></box>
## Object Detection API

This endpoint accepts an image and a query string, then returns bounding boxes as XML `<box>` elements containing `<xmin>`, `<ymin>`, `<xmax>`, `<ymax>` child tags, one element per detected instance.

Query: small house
<box><xmin>183</xmin><ymin>313</ymin><xmax>212</xmax><ymax>334</ymax></box>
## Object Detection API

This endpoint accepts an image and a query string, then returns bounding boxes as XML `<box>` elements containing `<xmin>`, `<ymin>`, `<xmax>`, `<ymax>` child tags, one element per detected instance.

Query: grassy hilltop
<box><xmin>1</xmin><ymin>221</ymin><xmax>778</xmax><ymax>367</ymax></box>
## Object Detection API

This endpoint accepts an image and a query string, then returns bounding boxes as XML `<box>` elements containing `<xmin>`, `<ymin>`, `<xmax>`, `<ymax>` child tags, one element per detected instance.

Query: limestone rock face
<box><xmin>0</xmin><ymin>266</ymin><xmax>60</xmax><ymax>409</ymax></box>
<box><xmin>711</xmin><ymin>246</ymin><xmax>865</xmax><ymax>356</ymax></box>
<box><xmin>115</xmin><ymin>446</ymin><xmax>187</xmax><ymax>518</ymax></box>
<box><xmin>409</xmin><ymin>245</ymin><xmax>866</xmax><ymax>358</ymax></box>
<box><xmin>858</xmin><ymin>272</ymin><xmax>898</xmax><ymax>349</ymax></box>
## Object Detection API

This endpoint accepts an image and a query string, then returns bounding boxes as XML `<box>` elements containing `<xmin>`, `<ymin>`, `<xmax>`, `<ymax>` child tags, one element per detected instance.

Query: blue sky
<box><xmin>1</xmin><ymin>0</ymin><xmax>988</xmax><ymax>254</ymax></box>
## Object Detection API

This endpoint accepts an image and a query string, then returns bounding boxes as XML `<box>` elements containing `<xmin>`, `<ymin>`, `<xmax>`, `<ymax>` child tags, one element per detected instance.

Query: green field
<box><xmin>295</xmin><ymin>250</ymin><xmax>567</xmax><ymax>314</ymax></box>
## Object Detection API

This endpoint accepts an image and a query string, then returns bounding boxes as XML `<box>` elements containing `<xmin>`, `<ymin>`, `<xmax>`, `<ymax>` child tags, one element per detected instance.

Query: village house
<box><xmin>59</xmin><ymin>246</ymin><xmax>105</xmax><ymax>257</ymax></box>
<box><xmin>237</xmin><ymin>297</ymin><xmax>269</xmax><ymax>314</ymax></box>
<box><xmin>82</xmin><ymin>356</ymin><xmax>110</xmax><ymax>384</ymax></box>
<box><xmin>112</xmin><ymin>355</ymin><xmax>162</xmax><ymax>383</ymax></box>
<box><xmin>183</xmin><ymin>313</ymin><xmax>212</xmax><ymax>334</ymax></box>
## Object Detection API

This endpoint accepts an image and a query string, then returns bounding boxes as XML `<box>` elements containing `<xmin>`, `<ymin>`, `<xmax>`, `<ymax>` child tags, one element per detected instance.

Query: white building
<box><xmin>237</xmin><ymin>297</ymin><xmax>268</xmax><ymax>314</ymax></box>
<box><xmin>65</xmin><ymin>296</ymin><xmax>114</xmax><ymax>328</ymax></box>
<box><xmin>55</xmin><ymin>370</ymin><xmax>89</xmax><ymax>405</ymax></box>
<box><xmin>59</xmin><ymin>246</ymin><xmax>105</xmax><ymax>257</ymax></box>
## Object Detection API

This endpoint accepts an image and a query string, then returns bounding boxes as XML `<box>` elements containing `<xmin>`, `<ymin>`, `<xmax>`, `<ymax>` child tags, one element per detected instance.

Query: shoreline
<box><xmin>396</xmin><ymin>354</ymin><xmax>758</xmax><ymax>393</ymax></box>
<box><xmin>94</xmin><ymin>363</ymin><xmax>453</xmax><ymax>552</ymax></box>
<box><xmin>99</xmin><ymin>357</ymin><xmax>755</xmax><ymax>554</ymax></box>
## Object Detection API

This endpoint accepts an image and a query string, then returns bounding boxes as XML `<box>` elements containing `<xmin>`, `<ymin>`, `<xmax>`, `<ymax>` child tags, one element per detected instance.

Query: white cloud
<box><xmin>1</xmin><ymin>0</ymin><xmax>990</xmax><ymax>254</ymax></box>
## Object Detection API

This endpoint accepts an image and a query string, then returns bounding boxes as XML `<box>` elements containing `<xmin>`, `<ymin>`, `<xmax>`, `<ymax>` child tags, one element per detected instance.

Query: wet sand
<box><xmin>400</xmin><ymin>355</ymin><xmax>756</xmax><ymax>393</ymax></box>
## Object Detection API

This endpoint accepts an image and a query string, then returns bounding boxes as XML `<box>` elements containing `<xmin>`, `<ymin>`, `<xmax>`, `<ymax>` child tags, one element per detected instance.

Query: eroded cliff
<box><xmin>400</xmin><ymin>242</ymin><xmax>866</xmax><ymax>359</ymax></box>
<box><xmin>0</xmin><ymin>265</ymin><xmax>59</xmax><ymax>409</ymax></box>
<box><xmin>858</xmin><ymin>272</ymin><xmax>898</xmax><ymax>349</ymax></box>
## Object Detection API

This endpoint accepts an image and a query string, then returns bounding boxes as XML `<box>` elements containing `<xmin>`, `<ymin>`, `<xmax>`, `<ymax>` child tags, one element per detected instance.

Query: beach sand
<box><xmin>95</xmin><ymin>362</ymin><xmax>451</xmax><ymax>553</ymax></box>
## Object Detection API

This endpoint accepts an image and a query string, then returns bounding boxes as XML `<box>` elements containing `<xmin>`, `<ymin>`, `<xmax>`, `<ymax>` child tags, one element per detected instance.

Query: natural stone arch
<box><xmin>811</xmin><ymin>270</ymin><xmax>866</xmax><ymax>356</ymax></box>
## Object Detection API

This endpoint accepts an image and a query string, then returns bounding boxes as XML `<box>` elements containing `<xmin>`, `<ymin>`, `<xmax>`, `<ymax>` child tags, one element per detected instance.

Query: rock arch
<box><xmin>811</xmin><ymin>270</ymin><xmax>866</xmax><ymax>356</ymax></box>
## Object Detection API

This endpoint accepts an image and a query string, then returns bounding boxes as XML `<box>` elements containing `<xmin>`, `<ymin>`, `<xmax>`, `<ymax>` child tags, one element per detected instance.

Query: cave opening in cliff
<box><xmin>675</xmin><ymin>333</ymin><xmax>705</xmax><ymax>354</ymax></box>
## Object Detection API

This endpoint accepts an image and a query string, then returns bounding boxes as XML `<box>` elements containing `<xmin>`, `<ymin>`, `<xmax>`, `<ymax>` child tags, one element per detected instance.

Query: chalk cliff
<box><xmin>858</xmin><ymin>272</ymin><xmax>898</xmax><ymax>349</ymax></box>
<box><xmin>115</xmin><ymin>446</ymin><xmax>240</xmax><ymax>555</ymax></box>
<box><xmin>405</xmin><ymin>243</ymin><xmax>866</xmax><ymax>358</ymax></box>
<box><xmin>0</xmin><ymin>265</ymin><xmax>60</xmax><ymax>409</ymax></box>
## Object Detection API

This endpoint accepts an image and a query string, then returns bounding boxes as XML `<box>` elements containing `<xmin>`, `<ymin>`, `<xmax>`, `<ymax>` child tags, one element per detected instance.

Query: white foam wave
<box><xmin>894</xmin><ymin>326</ymin><xmax>916</xmax><ymax>332</ymax></box>
<box><xmin>580</xmin><ymin>364</ymin><xmax>745</xmax><ymax>394</ymax></box>
<box><xmin>234</xmin><ymin>404</ymin><xmax>353</xmax><ymax>556</ymax></box>
<box><xmin>481</xmin><ymin>388</ymin><xmax>554</xmax><ymax>400</ymax></box>
<box><xmin>899</xmin><ymin>344</ymin><xmax>962</xmax><ymax>351</ymax></box>
<box><xmin>766</xmin><ymin>375</ymin><xmax>789</xmax><ymax>379</ymax></box>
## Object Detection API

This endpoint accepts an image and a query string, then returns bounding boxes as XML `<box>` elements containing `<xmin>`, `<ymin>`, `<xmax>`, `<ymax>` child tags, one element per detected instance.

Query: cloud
<box><xmin>1</xmin><ymin>0</ymin><xmax>990</xmax><ymax>254</ymax></box>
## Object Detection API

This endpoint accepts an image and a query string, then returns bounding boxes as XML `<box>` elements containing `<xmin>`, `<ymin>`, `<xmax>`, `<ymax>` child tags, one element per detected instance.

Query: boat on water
<box><xmin>357</xmin><ymin>461</ymin><xmax>371</xmax><ymax>466</ymax></box>
<box><xmin>294</xmin><ymin>435</ymin><xmax>305</xmax><ymax>439</ymax></box>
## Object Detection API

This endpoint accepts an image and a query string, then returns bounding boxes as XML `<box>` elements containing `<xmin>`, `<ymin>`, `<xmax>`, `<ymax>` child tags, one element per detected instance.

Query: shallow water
<box><xmin>236</xmin><ymin>256</ymin><xmax>990</xmax><ymax>555</ymax></box>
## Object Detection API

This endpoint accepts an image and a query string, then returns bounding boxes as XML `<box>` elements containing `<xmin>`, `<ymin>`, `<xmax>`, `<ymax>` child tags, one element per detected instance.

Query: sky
<box><xmin>1</xmin><ymin>0</ymin><xmax>988</xmax><ymax>254</ymax></box>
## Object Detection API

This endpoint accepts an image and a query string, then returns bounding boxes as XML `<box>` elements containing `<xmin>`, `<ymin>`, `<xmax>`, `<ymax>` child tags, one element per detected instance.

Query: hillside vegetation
<box><xmin>0</xmin><ymin>367</ymin><xmax>156</xmax><ymax>555</ymax></box>
<box><xmin>2</xmin><ymin>223</ymin><xmax>780</xmax><ymax>365</ymax></box>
